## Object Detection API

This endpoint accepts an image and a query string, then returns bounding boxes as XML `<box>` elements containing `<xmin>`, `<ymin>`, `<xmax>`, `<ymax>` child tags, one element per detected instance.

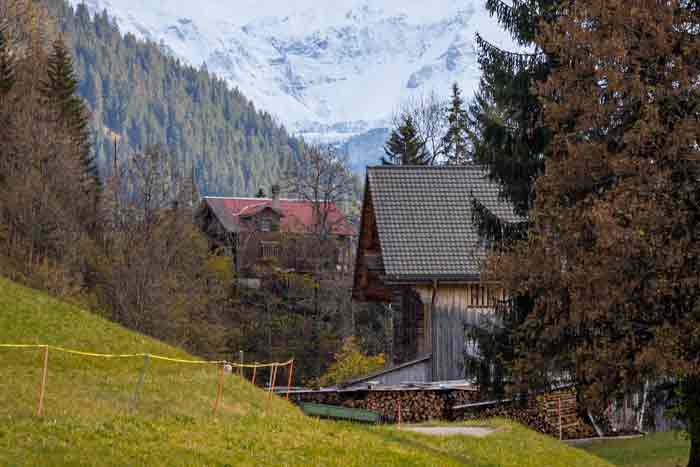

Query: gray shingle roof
<box><xmin>367</xmin><ymin>165</ymin><xmax>522</xmax><ymax>281</ymax></box>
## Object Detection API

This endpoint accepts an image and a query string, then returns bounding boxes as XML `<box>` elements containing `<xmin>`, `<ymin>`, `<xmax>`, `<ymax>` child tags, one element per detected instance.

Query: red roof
<box><xmin>203</xmin><ymin>197</ymin><xmax>355</xmax><ymax>237</ymax></box>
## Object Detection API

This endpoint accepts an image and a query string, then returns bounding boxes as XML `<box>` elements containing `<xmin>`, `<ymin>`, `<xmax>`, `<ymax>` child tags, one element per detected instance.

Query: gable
<box><xmin>201</xmin><ymin>197</ymin><xmax>354</xmax><ymax>236</ymax></box>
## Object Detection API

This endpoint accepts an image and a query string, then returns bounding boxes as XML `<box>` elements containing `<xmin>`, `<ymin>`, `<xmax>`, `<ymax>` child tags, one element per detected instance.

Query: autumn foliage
<box><xmin>487</xmin><ymin>1</ymin><xmax>700</xmax><ymax>465</ymax></box>
<box><xmin>316</xmin><ymin>337</ymin><xmax>385</xmax><ymax>387</ymax></box>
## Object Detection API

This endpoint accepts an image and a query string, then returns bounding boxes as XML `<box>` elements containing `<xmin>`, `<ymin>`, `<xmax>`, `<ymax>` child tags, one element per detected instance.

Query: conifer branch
<box><xmin>471</xmin><ymin>197</ymin><xmax>527</xmax><ymax>245</ymax></box>
<box><xmin>475</xmin><ymin>34</ymin><xmax>545</xmax><ymax>73</ymax></box>
<box><xmin>485</xmin><ymin>0</ymin><xmax>534</xmax><ymax>42</ymax></box>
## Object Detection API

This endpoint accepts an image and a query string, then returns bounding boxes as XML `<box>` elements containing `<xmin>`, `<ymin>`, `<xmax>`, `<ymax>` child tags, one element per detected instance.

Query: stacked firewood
<box><xmin>343</xmin><ymin>391</ymin><xmax>447</xmax><ymax>422</ymax></box>
<box><xmin>289</xmin><ymin>387</ymin><xmax>599</xmax><ymax>438</ymax></box>
<box><xmin>289</xmin><ymin>388</ymin><xmax>481</xmax><ymax>423</ymax></box>
<box><xmin>539</xmin><ymin>390</ymin><xmax>590</xmax><ymax>437</ymax></box>
<box><xmin>457</xmin><ymin>388</ymin><xmax>596</xmax><ymax>439</ymax></box>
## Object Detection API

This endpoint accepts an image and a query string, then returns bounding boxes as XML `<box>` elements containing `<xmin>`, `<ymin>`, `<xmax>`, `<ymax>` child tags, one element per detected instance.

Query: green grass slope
<box><xmin>0</xmin><ymin>277</ymin><xmax>612</xmax><ymax>466</ymax></box>
<box><xmin>583</xmin><ymin>432</ymin><xmax>690</xmax><ymax>467</ymax></box>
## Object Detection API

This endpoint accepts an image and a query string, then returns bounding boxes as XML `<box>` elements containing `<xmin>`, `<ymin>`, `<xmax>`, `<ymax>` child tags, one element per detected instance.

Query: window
<box><xmin>259</xmin><ymin>218</ymin><xmax>272</xmax><ymax>232</ymax></box>
<box><xmin>468</xmin><ymin>285</ymin><xmax>504</xmax><ymax>308</ymax></box>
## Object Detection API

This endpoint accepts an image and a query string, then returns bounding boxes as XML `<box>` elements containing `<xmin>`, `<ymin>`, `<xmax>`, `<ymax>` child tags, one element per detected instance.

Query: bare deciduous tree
<box><xmin>98</xmin><ymin>145</ymin><xmax>216</xmax><ymax>342</ymax></box>
<box><xmin>285</xmin><ymin>145</ymin><xmax>356</xmax><ymax>241</ymax></box>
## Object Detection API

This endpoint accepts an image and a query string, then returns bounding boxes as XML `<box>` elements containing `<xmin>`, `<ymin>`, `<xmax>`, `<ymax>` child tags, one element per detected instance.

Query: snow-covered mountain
<box><xmin>70</xmin><ymin>0</ymin><xmax>514</xmax><ymax>168</ymax></box>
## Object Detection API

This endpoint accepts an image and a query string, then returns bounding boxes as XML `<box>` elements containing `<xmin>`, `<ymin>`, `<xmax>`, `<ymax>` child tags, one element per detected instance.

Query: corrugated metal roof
<box><xmin>202</xmin><ymin>197</ymin><xmax>355</xmax><ymax>236</ymax></box>
<box><xmin>367</xmin><ymin>165</ymin><xmax>522</xmax><ymax>280</ymax></box>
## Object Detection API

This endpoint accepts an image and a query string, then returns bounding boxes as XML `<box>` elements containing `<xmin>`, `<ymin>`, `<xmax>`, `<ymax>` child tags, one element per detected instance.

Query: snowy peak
<box><xmin>70</xmin><ymin>0</ymin><xmax>514</xmax><ymax>162</ymax></box>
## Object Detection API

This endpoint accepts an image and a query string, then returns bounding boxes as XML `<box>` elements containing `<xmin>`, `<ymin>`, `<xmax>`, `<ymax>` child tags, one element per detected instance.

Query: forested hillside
<box><xmin>42</xmin><ymin>0</ymin><xmax>302</xmax><ymax>195</ymax></box>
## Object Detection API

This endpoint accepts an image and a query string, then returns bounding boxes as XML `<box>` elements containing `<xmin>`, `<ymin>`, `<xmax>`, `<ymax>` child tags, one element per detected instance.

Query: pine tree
<box><xmin>0</xmin><ymin>31</ymin><xmax>15</xmax><ymax>96</ymax></box>
<box><xmin>382</xmin><ymin>115</ymin><xmax>430</xmax><ymax>165</ymax></box>
<box><xmin>41</xmin><ymin>37</ymin><xmax>99</xmax><ymax>189</ymax></box>
<box><xmin>469</xmin><ymin>0</ymin><xmax>557</xmax><ymax>220</ymax></box>
<box><xmin>441</xmin><ymin>83</ymin><xmax>470</xmax><ymax>165</ymax></box>
<box><xmin>462</xmin><ymin>0</ymin><xmax>560</xmax><ymax>395</ymax></box>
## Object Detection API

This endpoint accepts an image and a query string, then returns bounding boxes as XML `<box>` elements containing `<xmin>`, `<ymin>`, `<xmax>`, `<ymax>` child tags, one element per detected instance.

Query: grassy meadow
<box><xmin>582</xmin><ymin>432</ymin><xmax>690</xmax><ymax>467</ymax></box>
<box><xmin>0</xmin><ymin>276</ymin><xmax>614</xmax><ymax>466</ymax></box>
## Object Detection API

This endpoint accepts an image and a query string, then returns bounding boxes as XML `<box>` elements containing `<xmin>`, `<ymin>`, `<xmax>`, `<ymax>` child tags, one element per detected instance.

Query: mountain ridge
<box><xmin>46</xmin><ymin>0</ymin><xmax>303</xmax><ymax>196</ymax></box>
<box><xmin>68</xmin><ymin>0</ymin><xmax>517</xmax><ymax>168</ymax></box>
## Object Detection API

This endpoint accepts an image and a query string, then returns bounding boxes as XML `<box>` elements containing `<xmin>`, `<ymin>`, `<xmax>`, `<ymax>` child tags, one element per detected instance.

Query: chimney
<box><xmin>271</xmin><ymin>184</ymin><xmax>280</xmax><ymax>211</ymax></box>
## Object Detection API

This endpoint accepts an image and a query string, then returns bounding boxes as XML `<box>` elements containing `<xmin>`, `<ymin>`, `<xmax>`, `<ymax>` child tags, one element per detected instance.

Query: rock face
<box><xmin>71</xmin><ymin>0</ymin><xmax>516</xmax><ymax>167</ymax></box>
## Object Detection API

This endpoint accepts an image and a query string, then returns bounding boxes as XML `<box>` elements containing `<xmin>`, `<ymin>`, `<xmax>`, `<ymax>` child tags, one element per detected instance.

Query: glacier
<box><xmin>70</xmin><ymin>0</ymin><xmax>516</xmax><ymax>169</ymax></box>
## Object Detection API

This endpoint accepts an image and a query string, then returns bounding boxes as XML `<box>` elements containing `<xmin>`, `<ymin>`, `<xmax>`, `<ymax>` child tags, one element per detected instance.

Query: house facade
<box><xmin>197</xmin><ymin>186</ymin><xmax>355</xmax><ymax>277</ymax></box>
<box><xmin>353</xmin><ymin>166</ymin><xmax>521</xmax><ymax>382</ymax></box>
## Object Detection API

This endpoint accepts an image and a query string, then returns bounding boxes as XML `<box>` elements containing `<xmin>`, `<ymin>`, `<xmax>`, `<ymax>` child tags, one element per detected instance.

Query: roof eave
<box><xmin>383</xmin><ymin>273</ymin><xmax>494</xmax><ymax>285</ymax></box>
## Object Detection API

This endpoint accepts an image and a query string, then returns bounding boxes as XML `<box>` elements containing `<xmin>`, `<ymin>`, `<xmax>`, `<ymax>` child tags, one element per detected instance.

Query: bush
<box><xmin>316</xmin><ymin>337</ymin><xmax>384</xmax><ymax>387</ymax></box>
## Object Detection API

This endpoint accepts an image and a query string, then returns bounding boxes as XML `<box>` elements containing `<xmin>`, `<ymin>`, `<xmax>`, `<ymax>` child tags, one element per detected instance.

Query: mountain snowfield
<box><xmin>70</xmin><ymin>0</ymin><xmax>515</xmax><ymax>167</ymax></box>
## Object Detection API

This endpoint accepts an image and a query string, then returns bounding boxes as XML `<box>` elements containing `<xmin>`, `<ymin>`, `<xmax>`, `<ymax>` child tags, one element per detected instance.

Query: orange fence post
<box><xmin>213</xmin><ymin>363</ymin><xmax>225</xmax><ymax>415</ymax></box>
<box><xmin>37</xmin><ymin>345</ymin><xmax>49</xmax><ymax>417</ymax></box>
<box><xmin>251</xmin><ymin>364</ymin><xmax>257</xmax><ymax>386</ymax></box>
<box><xmin>286</xmin><ymin>360</ymin><xmax>294</xmax><ymax>400</ymax></box>
<box><xmin>268</xmin><ymin>364</ymin><xmax>278</xmax><ymax>399</ymax></box>
<box><xmin>558</xmin><ymin>396</ymin><xmax>562</xmax><ymax>440</ymax></box>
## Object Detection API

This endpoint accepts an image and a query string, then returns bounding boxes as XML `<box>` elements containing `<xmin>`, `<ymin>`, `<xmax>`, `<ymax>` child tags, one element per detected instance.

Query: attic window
<box><xmin>260</xmin><ymin>218</ymin><xmax>272</xmax><ymax>232</ymax></box>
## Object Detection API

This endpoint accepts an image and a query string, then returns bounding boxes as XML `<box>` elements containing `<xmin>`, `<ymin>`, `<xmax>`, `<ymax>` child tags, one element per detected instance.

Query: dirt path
<box><xmin>399</xmin><ymin>426</ymin><xmax>496</xmax><ymax>438</ymax></box>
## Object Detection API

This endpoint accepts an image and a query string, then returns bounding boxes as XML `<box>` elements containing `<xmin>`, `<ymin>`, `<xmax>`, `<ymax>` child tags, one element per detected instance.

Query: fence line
<box><xmin>0</xmin><ymin>343</ymin><xmax>295</xmax><ymax>417</ymax></box>
<box><xmin>0</xmin><ymin>344</ymin><xmax>292</xmax><ymax>368</ymax></box>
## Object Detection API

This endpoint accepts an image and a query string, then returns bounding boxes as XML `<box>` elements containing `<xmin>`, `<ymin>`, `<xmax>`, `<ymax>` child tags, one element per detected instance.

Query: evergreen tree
<box><xmin>39</xmin><ymin>0</ymin><xmax>303</xmax><ymax>197</ymax></box>
<box><xmin>469</xmin><ymin>0</ymin><xmax>558</xmax><ymax>220</ymax></box>
<box><xmin>0</xmin><ymin>31</ymin><xmax>15</xmax><ymax>96</ymax></box>
<box><xmin>463</xmin><ymin>0</ymin><xmax>560</xmax><ymax>395</ymax></box>
<box><xmin>441</xmin><ymin>83</ymin><xmax>470</xmax><ymax>165</ymax></box>
<box><xmin>382</xmin><ymin>115</ymin><xmax>430</xmax><ymax>165</ymax></box>
<box><xmin>256</xmin><ymin>188</ymin><xmax>266</xmax><ymax>198</ymax></box>
<box><xmin>41</xmin><ymin>37</ymin><xmax>99</xmax><ymax>189</ymax></box>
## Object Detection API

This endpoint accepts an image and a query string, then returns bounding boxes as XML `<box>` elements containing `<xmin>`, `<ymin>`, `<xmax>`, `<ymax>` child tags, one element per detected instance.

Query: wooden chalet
<box><xmin>353</xmin><ymin>166</ymin><xmax>521</xmax><ymax>382</ymax></box>
<box><xmin>197</xmin><ymin>186</ymin><xmax>355</xmax><ymax>276</ymax></box>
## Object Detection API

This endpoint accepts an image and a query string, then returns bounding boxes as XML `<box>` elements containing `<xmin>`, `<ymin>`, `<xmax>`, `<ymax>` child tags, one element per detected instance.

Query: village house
<box><xmin>353</xmin><ymin>166</ymin><xmax>521</xmax><ymax>383</ymax></box>
<box><xmin>196</xmin><ymin>185</ymin><xmax>355</xmax><ymax>277</ymax></box>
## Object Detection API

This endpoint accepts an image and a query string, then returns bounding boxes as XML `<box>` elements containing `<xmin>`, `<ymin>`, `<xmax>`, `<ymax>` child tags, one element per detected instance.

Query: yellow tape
<box><xmin>0</xmin><ymin>344</ymin><xmax>46</xmax><ymax>349</ymax></box>
<box><xmin>0</xmin><ymin>344</ymin><xmax>293</xmax><ymax>368</ymax></box>
<box><xmin>232</xmin><ymin>359</ymin><xmax>294</xmax><ymax>369</ymax></box>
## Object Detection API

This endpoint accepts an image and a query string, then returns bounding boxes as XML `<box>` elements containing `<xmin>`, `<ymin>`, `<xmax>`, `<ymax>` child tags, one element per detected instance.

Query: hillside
<box><xmin>41</xmin><ymin>0</ymin><xmax>303</xmax><ymax>196</ymax></box>
<box><xmin>0</xmin><ymin>277</ymin><xmax>612</xmax><ymax>466</ymax></box>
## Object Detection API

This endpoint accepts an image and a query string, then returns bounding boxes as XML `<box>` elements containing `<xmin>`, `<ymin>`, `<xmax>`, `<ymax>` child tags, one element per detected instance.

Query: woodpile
<box><xmin>289</xmin><ymin>386</ymin><xmax>597</xmax><ymax>439</ymax></box>
<box><xmin>344</xmin><ymin>391</ymin><xmax>446</xmax><ymax>422</ymax></box>
<box><xmin>457</xmin><ymin>388</ymin><xmax>596</xmax><ymax>440</ymax></box>
<box><xmin>289</xmin><ymin>388</ymin><xmax>480</xmax><ymax>423</ymax></box>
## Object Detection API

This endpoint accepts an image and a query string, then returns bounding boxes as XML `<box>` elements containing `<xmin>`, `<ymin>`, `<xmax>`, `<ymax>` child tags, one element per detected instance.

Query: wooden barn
<box><xmin>353</xmin><ymin>166</ymin><xmax>521</xmax><ymax>382</ymax></box>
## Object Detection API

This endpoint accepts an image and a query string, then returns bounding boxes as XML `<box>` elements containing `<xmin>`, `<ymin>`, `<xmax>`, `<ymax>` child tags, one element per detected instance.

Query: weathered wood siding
<box><xmin>391</xmin><ymin>288</ymin><xmax>425</xmax><ymax>365</ymax></box>
<box><xmin>354</xmin><ymin>187</ymin><xmax>392</xmax><ymax>302</ymax></box>
<box><xmin>415</xmin><ymin>285</ymin><xmax>502</xmax><ymax>381</ymax></box>
<box><xmin>343</xmin><ymin>359</ymin><xmax>432</xmax><ymax>389</ymax></box>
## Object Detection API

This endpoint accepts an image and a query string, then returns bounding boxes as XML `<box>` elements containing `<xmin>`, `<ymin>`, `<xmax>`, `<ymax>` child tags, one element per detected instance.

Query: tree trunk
<box><xmin>686</xmin><ymin>377</ymin><xmax>700</xmax><ymax>467</ymax></box>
